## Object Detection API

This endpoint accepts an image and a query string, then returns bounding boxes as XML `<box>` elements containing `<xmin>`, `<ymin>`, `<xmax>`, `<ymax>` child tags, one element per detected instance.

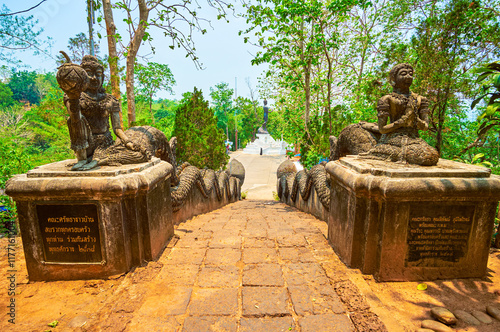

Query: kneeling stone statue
<box><xmin>57</xmin><ymin>52</ymin><xmax>174</xmax><ymax>170</ymax></box>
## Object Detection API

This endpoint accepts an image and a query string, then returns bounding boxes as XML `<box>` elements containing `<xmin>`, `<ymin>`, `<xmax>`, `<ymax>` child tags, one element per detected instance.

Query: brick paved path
<box><xmin>112</xmin><ymin>200</ymin><xmax>380</xmax><ymax>332</ymax></box>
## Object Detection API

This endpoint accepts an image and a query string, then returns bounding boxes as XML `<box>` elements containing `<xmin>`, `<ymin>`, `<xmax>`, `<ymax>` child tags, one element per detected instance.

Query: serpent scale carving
<box><xmin>277</xmin><ymin>161</ymin><xmax>330</xmax><ymax>210</ymax></box>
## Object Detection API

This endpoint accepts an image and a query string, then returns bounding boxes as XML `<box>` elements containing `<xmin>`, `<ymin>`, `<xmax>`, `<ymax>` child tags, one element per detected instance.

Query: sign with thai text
<box><xmin>406</xmin><ymin>204</ymin><xmax>474</xmax><ymax>266</ymax></box>
<box><xmin>36</xmin><ymin>204</ymin><xmax>102</xmax><ymax>263</ymax></box>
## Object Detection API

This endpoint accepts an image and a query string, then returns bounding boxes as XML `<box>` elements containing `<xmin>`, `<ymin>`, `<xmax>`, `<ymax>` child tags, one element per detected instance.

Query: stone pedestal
<box><xmin>6</xmin><ymin>158</ymin><xmax>173</xmax><ymax>281</ymax></box>
<box><xmin>326</xmin><ymin>156</ymin><xmax>500</xmax><ymax>281</ymax></box>
<box><xmin>243</xmin><ymin>133</ymin><xmax>288</xmax><ymax>155</ymax></box>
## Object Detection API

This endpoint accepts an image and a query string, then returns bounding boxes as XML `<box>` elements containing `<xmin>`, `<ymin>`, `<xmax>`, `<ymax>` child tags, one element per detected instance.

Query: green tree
<box><xmin>135</xmin><ymin>62</ymin><xmax>176</xmax><ymax>124</ymax></box>
<box><xmin>234</xmin><ymin>96</ymin><xmax>262</xmax><ymax>147</ymax></box>
<box><xmin>0</xmin><ymin>81</ymin><xmax>15</xmax><ymax>108</ymax></box>
<box><xmin>7</xmin><ymin>70</ymin><xmax>39</xmax><ymax>104</ymax></box>
<box><xmin>173</xmin><ymin>88</ymin><xmax>228</xmax><ymax>169</ymax></box>
<box><xmin>407</xmin><ymin>0</ymin><xmax>500</xmax><ymax>155</ymax></box>
<box><xmin>210</xmin><ymin>82</ymin><xmax>234</xmax><ymax>140</ymax></box>
<box><xmin>0</xmin><ymin>4</ymin><xmax>49</xmax><ymax>64</ymax></box>
<box><xmin>101</xmin><ymin>0</ymin><xmax>232</xmax><ymax>127</ymax></box>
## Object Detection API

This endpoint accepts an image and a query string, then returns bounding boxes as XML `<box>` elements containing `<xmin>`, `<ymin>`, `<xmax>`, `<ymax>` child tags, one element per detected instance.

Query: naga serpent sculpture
<box><xmin>277</xmin><ymin>160</ymin><xmax>331</xmax><ymax>210</ymax></box>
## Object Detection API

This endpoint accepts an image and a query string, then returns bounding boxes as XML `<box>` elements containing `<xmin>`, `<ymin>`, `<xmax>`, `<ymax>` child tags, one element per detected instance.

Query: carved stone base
<box><xmin>6</xmin><ymin>158</ymin><xmax>173</xmax><ymax>281</ymax></box>
<box><xmin>326</xmin><ymin>156</ymin><xmax>500</xmax><ymax>281</ymax></box>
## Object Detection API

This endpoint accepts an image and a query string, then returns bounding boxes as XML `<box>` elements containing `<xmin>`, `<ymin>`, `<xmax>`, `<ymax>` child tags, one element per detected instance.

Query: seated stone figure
<box><xmin>330</xmin><ymin>63</ymin><xmax>439</xmax><ymax>166</ymax></box>
<box><xmin>361</xmin><ymin>63</ymin><xmax>439</xmax><ymax>166</ymax></box>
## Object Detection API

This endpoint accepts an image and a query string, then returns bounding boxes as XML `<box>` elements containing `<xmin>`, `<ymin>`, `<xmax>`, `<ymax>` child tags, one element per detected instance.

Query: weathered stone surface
<box><xmin>197</xmin><ymin>265</ymin><xmax>239</xmax><ymax>288</ymax></box>
<box><xmin>188</xmin><ymin>288</ymin><xmax>238</xmax><ymax>315</ymax></box>
<box><xmin>5</xmin><ymin>160</ymin><xmax>174</xmax><ymax>281</ymax></box>
<box><xmin>242</xmin><ymin>264</ymin><xmax>284</xmax><ymax>286</ymax></box>
<box><xmin>472</xmin><ymin>310</ymin><xmax>493</xmax><ymax>324</ymax></box>
<box><xmin>210</xmin><ymin>235</ymin><xmax>242</xmax><ymax>248</ymax></box>
<box><xmin>333</xmin><ymin>280</ymin><xmax>370</xmax><ymax>312</ymax></box>
<box><xmin>244</xmin><ymin>237</ymin><xmax>275</xmax><ymax>248</ymax></box>
<box><xmin>299</xmin><ymin>314</ymin><xmax>355</xmax><ymax>332</ymax></box>
<box><xmin>431</xmin><ymin>307</ymin><xmax>457</xmax><ymax>325</ymax></box>
<box><xmin>204</xmin><ymin>248</ymin><xmax>241</xmax><ymax>266</ymax></box>
<box><xmin>282</xmin><ymin>263</ymin><xmax>330</xmax><ymax>286</ymax></box>
<box><xmin>350</xmin><ymin>311</ymin><xmax>388</xmax><ymax>332</ymax></box>
<box><xmin>276</xmin><ymin>234</ymin><xmax>308</xmax><ymax>247</ymax></box>
<box><xmin>240</xmin><ymin>317</ymin><xmax>296</xmax><ymax>332</ymax></box>
<box><xmin>242</xmin><ymin>287</ymin><xmax>289</xmax><ymax>317</ymax></box>
<box><xmin>137</xmin><ymin>286</ymin><xmax>192</xmax><ymax>316</ymax></box>
<box><xmin>326</xmin><ymin>156</ymin><xmax>500</xmax><ymax>281</ymax></box>
<box><xmin>226</xmin><ymin>158</ymin><xmax>245</xmax><ymax>186</ymax></box>
<box><xmin>182</xmin><ymin>316</ymin><xmax>237</xmax><ymax>332</ymax></box>
<box><xmin>416</xmin><ymin>329</ymin><xmax>435</xmax><ymax>332</ymax></box>
<box><xmin>155</xmin><ymin>265</ymin><xmax>199</xmax><ymax>285</ymax></box>
<box><xmin>486</xmin><ymin>305</ymin><xmax>500</xmax><ymax>321</ymax></box>
<box><xmin>243</xmin><ymin>248</ymin><xmax>278</xmax><ymax>264</ymax></box>
<box><xmin>421</xmin><ymin>320</ymin><xmax>454</xmax><ymax>332</ymax></box>
<box><xmin>165</xmin><ymin>248</ymin><xmax>206</xmax><ymax>265</ymax></box>
<box><xmin>288</xmin><ymin>284</ymin><xmax>345</xmax><ymax>315</ymax></box>
<box><xmin>279</xmin><ymin>247</ymin><xmax>316</xmax><ymax>263</ymax></box>
<box><xmin>453</xmin><ymin>310</ymin><xmax>480</xmax><ymax>326</ymax></box>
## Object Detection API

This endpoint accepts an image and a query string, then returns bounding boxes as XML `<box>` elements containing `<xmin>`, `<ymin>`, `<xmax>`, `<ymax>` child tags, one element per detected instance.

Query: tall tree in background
<box><xmin>173</xmin><ymin>88</ymin><xmax>228</xmax><ymax>169</ymax></box>
<box><xmin>135</xmin><ymin>61</ymin><xmax>176</xmax><ymax>124</ymax></box>
<box><xmin>210</xmin><ymin>82</ymin><xmax>234</xmax><ymax>139</ymax></box>
<box><xmin>406</xmin><ymin>0</ymin><xmax>500</xmax><ymax>155</ymax></box>
<box><xmin>102</xmin><ymin>0</ymin><xmax>232</xmax><ymax>127</ymax></box>
<box><xmin>102</xmin><ymin>0</ymin><xmax>121</xmax><ymax>101</ymax></box>
<box><xmin>8</xmin><ymin>70</ymin><xmax>39</xmax><ymax>104</ymax></box>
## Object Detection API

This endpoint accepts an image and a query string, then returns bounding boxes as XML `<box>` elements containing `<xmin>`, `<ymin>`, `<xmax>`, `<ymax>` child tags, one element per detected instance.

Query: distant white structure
<box><xmin>243</xmin><ymin>132</ymin><xmax>289</xmax><ymax>155</ymax></box>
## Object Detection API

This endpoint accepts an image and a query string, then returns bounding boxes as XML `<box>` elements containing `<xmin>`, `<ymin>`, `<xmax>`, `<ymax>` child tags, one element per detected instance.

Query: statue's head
<box><xmin>81</xmin><ymin>55</ymin><xmax>104</xmax><ymax>92</ymax></box>
<box><xmin>389</xmin><ymin>63</ymin><xmax>414</xmax><ymax>89</ymax></box>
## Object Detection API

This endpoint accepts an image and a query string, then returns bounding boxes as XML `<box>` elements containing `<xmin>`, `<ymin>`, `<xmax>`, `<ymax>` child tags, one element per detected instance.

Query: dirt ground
<box><xmin>1</xmin><ymin>209</ymin><xmax>500</xmax><ymax>331</ymax></box>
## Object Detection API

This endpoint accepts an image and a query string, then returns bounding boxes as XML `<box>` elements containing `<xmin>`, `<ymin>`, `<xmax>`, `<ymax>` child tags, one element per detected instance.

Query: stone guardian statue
<box><xmin>360</xmin><ymin>63</ymin><xmax>439</xmax><ymax>166</ymax></box>
<box><xmin>56</xmin><ymin>52</ymin><xmax>134</xmax><ymax>171</ymax></box>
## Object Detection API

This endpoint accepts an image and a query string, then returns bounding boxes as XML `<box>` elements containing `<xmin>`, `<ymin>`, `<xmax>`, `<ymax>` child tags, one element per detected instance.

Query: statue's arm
<box><xmin>377</xmin><ymin>96</ymin><xmax>398</xmax><ymax>134</ymax></box>
<box><xmin>110</xmin><ymin>98</ymin><xmax>134</xmax><ymax>149</ymax></box>
<box><xmin>417</xmin><ymin>96</ymin><xmax>430</xmax><ymax>131</ymax></box>
<box><xmin>64</xmin><ymin>95</ymin><xmax>82</xmax><ymax>123</ymax></box>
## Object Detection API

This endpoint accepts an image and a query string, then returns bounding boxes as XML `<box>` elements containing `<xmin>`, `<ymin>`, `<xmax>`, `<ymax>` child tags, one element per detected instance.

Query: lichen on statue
<box><xmin>57</xmin><ymin>53</ymin><xmax>135</xmax><ymax>171</ymax></box>
<box><xmin>360</xmin><ymin>63</ymin><xmax>439</xmax><ymax>166</ymax></box>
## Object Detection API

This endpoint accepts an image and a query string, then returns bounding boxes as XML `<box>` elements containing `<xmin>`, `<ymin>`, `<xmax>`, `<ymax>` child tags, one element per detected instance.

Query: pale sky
<box><xmin>2</xmin><ymin>0</ymin><xmax>268</xmax><ymax>102</ymax></box>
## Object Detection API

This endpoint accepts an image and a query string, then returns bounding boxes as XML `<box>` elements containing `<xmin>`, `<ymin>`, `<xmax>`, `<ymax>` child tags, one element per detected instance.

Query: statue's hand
<box><xmin>125</xmin><ymin>141</ymin><xmax>135</xmax><ymax>150</ymax></box>
<box><xmin>417</xmin><ymin>118</ymin><xmax>428</xmax><ymax>131</ymax></box>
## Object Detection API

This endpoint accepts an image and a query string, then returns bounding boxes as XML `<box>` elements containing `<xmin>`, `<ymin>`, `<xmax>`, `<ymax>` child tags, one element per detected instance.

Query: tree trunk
<box><xmin>495</xmin><ymin>206</ymin><xmax>500</xmax><ymax>248</ymax></box>
<box><xmin>102</xmin><ymin>0</ymin><xmax>122</xmax><ymax>126</ymax></box>
<box><xmin>304</xmin><ymin>58</ymin><xmax>311</xmax><ymax>129</ymax></box>
<box><xmin>436</xmin><ymin>107</ymin><xmax>443</xmax><ymax>155</ymax></box>
<box><xmin>125</xmin><ymin>0</ymin><xmax>150</xmax><ymax>127</ymax></box>
<box><xmin>103</xmin><ymin>0</ymin><xmax>120</xmax><ymax>100</ymax></box>
<box><xmin>149</xmin><ymin>94</ymin><xmax>155</xmax><ymax>124</ymax></box>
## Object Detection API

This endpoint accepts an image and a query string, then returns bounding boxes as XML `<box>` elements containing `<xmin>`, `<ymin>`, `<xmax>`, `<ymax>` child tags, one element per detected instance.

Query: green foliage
<box><xmin>173</xmin><ymin>88</ymin><xmax>229</xmax><ymax>169</ymax></box>
<box><xmin>210</xmin><ymin>82</ymin><xmax>234</xmax><ymax>139</ymax></box>
<box><xmin>0</xmin><ymin>5</ymin><xmax>49</xmax><ymax>64</ymax></box>
<box><xmin>135</xmin><ymin>62</ymin><xmax>176</xmax><ymax>123</ymax></box>
<box><xmin>8</xmin><ymin>70</ymin><xmax>40</xmax><ymax>104</ymax></box>
<box><xmin>0</xmin><ymin>81</ymin><xmax>15</xmax><ymax>108</ymax></box>
<box><xmin>234</xmin><ymin>96</ymin><xmax>262</xmax><ymax>147</ymax></box>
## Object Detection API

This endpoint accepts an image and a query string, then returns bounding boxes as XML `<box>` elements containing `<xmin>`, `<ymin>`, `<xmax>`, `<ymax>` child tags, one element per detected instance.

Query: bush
<box><xmin>173</xmin><ymin>88</ymin><xmax>229</xmax><ymax>170</ymax></box>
